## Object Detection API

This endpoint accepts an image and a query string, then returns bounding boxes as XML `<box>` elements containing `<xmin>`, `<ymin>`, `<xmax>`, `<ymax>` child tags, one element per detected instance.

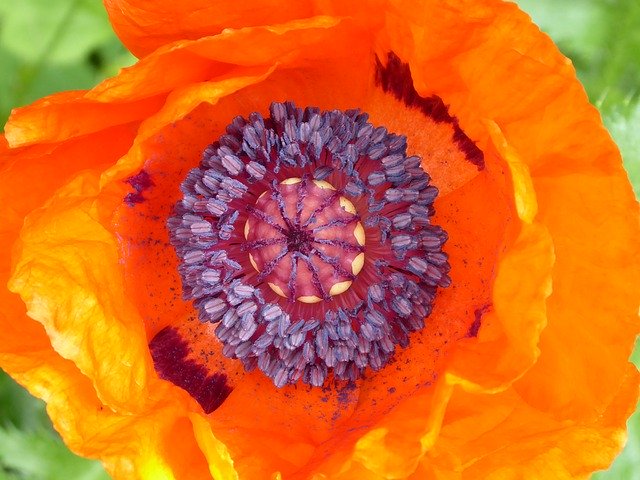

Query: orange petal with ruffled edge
<box><xmin>104</xmin><ymin>0</ymin><xmax>315</xmax><ymax>57</ymax></box>
<box><xmin>1</xmin><ymin>1</ymin><xmax>639</xmax><ymax>479</ymax></box>
<box><xmin>103</xmin><ymin>0</ymin><xmax>386</xmax><ymax>58</ymax></box>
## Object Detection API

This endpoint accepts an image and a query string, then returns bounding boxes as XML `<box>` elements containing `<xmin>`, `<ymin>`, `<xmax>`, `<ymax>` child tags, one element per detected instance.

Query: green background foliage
<box><xmin>0</xmin><ymin>0</ymin><xmax>638</xmax><ymax>478</ymax></box>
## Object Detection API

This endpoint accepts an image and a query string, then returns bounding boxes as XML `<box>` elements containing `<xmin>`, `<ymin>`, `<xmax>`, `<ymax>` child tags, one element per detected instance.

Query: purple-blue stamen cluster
<box><xmin>168</xmin><ymin>101</ymin><xmax>450</xmax><ymax>388</ymax></box>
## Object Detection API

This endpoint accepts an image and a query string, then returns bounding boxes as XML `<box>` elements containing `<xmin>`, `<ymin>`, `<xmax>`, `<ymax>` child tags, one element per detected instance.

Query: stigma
<box><xmin>244</xmin><ymin>177</ymin><xmax>365</xmax><ymax>303</ymax></box>
<box><xmin>168</xmin><ymin>101</ymin><xmax>450</xmax><ymax>388</ymax></box>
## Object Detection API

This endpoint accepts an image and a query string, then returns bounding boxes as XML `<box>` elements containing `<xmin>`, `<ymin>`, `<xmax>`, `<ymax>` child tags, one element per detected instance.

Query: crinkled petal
<box><xmin>421</xmin><ymin>364</ymin><xmax>639</xmax><ymax>479</ymax></box>
<box><xmin>103</xmin><ymin>0</ymin><xmax>384</xmax><ymax>58</ymax></box>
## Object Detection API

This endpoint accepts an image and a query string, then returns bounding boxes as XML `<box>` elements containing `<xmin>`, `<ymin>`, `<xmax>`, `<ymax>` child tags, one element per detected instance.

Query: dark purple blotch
<box><xmin>374</xmin><ymin>52</ymin><xmax>485</xmax><ymax>170</ymax></box>
<box><xmin>149</xmin><ymin>326</ymin><xmax>232</xmax><ymax>413</ymax></box>
<box><xmin>124</xmin><ymin>169</ymin><xmax>155</xmax><ymax>206</ymax></box>
<box><xmin>467</xmin><ymin>304</ymin><xmax>492</xmax><ymax>338</ymax></box>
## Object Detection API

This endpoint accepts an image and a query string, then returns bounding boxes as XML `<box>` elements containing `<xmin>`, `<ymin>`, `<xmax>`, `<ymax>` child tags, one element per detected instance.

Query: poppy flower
<box><xmin>1</xmin><ymin>0</ymin><xmax>639</xmax><ymax>478</ymax></box>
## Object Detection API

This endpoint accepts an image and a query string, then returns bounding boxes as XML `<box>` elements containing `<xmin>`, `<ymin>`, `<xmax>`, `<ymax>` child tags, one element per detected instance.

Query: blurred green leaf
<box><xmin>604</xmin><ymin>104</ymin><xmax>640</xmax><ymax>197</ymax></box>
<box><xmin>1</xmin><ymin>371</ymin><xmax>110</xmax><ymax>480</ymax></box>
<box><xmin>0</xmin><ymin>425</ymin><xmax>110</xmax><ymax>480</ymax></box>
<box><xmin>516</xmin><ymin>0</ymin><xmax>640</xmax><ymax>113</ymax></box>
<box><xmin>0</xmin><ymin>0</ymin><xmax>134</xmax><ymax>124</ymax></box>
<box><xmin>515</xmin><ymin>0</ymin><xmax>608</xmax><ymax>56</ymax></box>
<box><xmin>0</xmin><ymin>371</ymin><xmax>49</xmax><ymax>431</ymax></box>
<box><xmin>0</xmin><ymin>48</ymin><xmax>21</xmax><ymax>127</ymax></box>
<box><xmin>0</xmin><ymin>0</ymin><xmax>109</xmax><ymax>63</ymax></box>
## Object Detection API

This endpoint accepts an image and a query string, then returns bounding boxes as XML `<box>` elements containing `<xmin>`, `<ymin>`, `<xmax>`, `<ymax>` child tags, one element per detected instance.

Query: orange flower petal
<box><xmin>516</xmin><ymin>171</ymin><xmax>640</xmax><ymax>418</ymax></box>
<box><xmin>104</xmin><ymin>0</ymin><xmax>316</xmax><ymax>58</ymax></box>
<box><xmin>0</xmin><ymin>124</ymin><xmax>136</xmax><ymax>359</ymax></box>
<box><xmin>103</xmin><ymin>0</ymin><xmax>385</xmax><ymax>58</ymax></box>
<box><xmin>421</xmin><ymin>363</ymin><xmax>639</xmax><ymax>478</ymax></box>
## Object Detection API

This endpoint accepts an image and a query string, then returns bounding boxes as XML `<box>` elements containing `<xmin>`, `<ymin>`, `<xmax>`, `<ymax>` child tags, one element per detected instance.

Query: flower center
<box><xmin>168</xmin><ymin>101</ymin><xmax>451</xmax><ymax>388</ymax></box>
<box><xmin>244</xmin><ymin>177</ymin><xmax>365</xmax><ymax>303</ymax></box>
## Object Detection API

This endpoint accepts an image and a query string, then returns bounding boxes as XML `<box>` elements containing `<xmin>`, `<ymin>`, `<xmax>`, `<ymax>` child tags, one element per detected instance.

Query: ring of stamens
<box><xmin>168</xmin><ymin>101</ymin><xmax>452</xmax><ymax>388</ymax></box>
<box><xmin>244</xmin><ymin>177</ymin><xmax>365</xmax><ymax>303</ymax></box>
